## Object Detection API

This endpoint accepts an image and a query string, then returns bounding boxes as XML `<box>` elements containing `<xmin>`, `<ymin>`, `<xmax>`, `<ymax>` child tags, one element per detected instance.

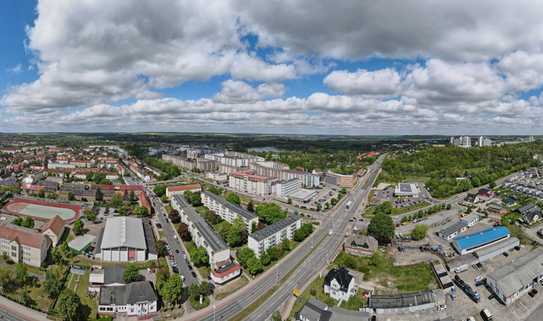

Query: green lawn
<box><xmin>334</xmin><ymin>252</ymin><xmax>437</xmax><ymax>294</ymax></box>
<box><xmin>62</xmin><ymin>271</ymin><xmax>97</xmax><ymax>320</ymax></box>
<box><xmin>0</xmin><ymin>258</ymin><xmax>58</xmax><ymax>313</ymax></box>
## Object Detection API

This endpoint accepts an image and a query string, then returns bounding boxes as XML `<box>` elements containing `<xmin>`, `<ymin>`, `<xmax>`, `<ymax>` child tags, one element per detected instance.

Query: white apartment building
<box><xmin>171</xmin><ymin>195</ymin><xmax>231</xmax><ymax>268</ymax></box>
<box><xmin>229</xmin><ymin>171</ymin><xmax>273</xmax><ymax>196</ymax></box>
<box><xmin>248</xmin><ymin>215</ymin><xmax>302</xmax><ymax>257</ymax></box>
<box><xmin>0</xmin><ymin>223</ymin><xmax>51</xmax><ymax>267</ymax></box>
<box><xmin>201</xmin><ymin>191</ymin><xmax>258</xmax><ymax>232</ymax></box>
<box><xmin>272</xmin><ymin>178</ymin><xmax>302</xmax><ymax>198</ymax></box>
<box><xmin>250</xmin><ymin>161</ymin><xmax>321</xmax><ymax>188</ymax></box>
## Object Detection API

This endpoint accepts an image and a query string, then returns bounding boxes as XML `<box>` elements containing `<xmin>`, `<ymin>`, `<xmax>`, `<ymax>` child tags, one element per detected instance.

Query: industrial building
<box><xmin>487</xmin><ymin>248</ymin><xmax>543</xmax><ymax>305</ymax></box>
<box><xmin>95</xmin><ymin>217</ymin><xmax>157</xmax><ymax>262</ymax></box>
<box><xmin>393</xmin><ymin>183</ymin><xmax>420</xmax><ymax>197</ymax></box>
<box><xmin>452</xmin><ymin>226</ymin><xmax>510</xmax><ymax>255</ymax></box>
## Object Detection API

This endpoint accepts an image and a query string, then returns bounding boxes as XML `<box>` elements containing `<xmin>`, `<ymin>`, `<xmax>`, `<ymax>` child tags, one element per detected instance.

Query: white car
<box><xmin>467</xmin><ymin>317</ymin><xmax>476</xmax><ymax>321</ymax></box>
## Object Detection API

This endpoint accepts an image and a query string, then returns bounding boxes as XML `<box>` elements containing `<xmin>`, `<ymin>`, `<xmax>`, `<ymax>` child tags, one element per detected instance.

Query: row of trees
<box><xmin>237</xmin><ymin>238</ymin><xmax>297</xmax><ymax>276</ymax></box>
<box><xmin>144</xmin><ymin>156</ymin><xmax>181</xmax><ymax>180</ymax></box>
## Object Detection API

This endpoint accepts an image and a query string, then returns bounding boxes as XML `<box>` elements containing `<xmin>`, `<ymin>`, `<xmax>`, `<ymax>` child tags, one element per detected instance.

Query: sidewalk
<box><xmin>0</xmin><ymin>295</ymin><xmax>49</xmax><ymax>321</ymax></box>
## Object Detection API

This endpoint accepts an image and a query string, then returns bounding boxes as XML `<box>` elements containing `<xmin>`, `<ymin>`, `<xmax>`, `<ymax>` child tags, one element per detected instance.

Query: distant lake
<box><xmin>248</xmin><ymin>147</ymin><xmax>280</xmax><ymax>152</ymax></box>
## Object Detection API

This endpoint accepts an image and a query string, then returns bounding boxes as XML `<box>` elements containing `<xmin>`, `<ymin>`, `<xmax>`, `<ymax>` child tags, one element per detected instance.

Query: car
<box><xmin>191</xmin><ymin>271</ymin><xmax>197</xmax><ymax>278</ymax></box>
<box><xmin>467</xmin><ymin>317</ymin><xmax>476</xmax><ymax>321</ymax></box>
<box><xmin>529</xmin><ymin>289</ymin><xmax>538</xmax><ymax>297</ymax></box>
<box><xmin>175</xmin><ymin>249</ymin><xmax>180</xmax><ymax>254</ymax></box>
<box><xmin>481</xmin><ymin>308</ymin><xmax>493</xmax><ymax>321</ymax></box>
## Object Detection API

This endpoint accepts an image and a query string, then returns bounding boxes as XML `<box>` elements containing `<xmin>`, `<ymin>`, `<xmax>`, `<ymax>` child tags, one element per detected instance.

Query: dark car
<box><xmin>529</xmin><ymin>289</ymin><xmax>538</xmax><ymax>297</ymax></box>
<box><xmin>175</xmin><ymin>249</ymin><xmax>180</xmax><ymax>254</ymax></box>
<box><xmin>191</xmin><ymin>271</ymin><xmax>197</xmax><ymax>278</ymax></box>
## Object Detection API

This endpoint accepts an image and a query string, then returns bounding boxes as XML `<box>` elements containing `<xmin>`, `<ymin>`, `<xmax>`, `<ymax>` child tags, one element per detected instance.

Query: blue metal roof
<box><xmin>453</xmin><ymin>226</ymin><xmax>510</xmax><ymax>252</ymax></box>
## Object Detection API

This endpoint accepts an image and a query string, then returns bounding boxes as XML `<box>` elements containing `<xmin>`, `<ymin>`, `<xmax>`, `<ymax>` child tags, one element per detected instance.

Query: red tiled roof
<box><xmin>166</xmin><ymin>184</ymin><xmax>201</xmax><ymax>192</ymax></box>
<box><xmin>0</xmin><ymin>224</ymin><xmax>49</xmax><ymax>249</ymax></box>
<box><xmin>212</xmin><ymin>262</ymin><xmax>241</xmax><ymax>277</ymax></box>
<box><xmin>40</xmin><ymin>215</ymin><xmax>65</xmax><ymax>237</ymax></box>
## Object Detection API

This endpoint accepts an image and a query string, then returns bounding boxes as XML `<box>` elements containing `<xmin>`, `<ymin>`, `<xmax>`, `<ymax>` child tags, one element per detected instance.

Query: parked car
<box><xmin>481</xmin><ymin>308</ymin><xmax>493</xmax><ymax>321</ymax></box>
<box><xmin>529</xmin><ymin>289</ymin><xmax>538</xmax><ymax>297</ymax></box>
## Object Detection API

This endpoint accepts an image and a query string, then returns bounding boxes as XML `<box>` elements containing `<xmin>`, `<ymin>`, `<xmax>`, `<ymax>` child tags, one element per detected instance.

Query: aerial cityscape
<box><xmin>2</xmin><ymin>2</ymin><xmax>543</xmax><ymax>321</ymax></box>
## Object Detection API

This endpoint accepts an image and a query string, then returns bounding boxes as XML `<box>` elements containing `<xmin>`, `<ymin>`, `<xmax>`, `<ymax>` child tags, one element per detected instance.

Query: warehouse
<box><xmin>452</xmin><ymin>226</ymin><xmax>510</xmax><ymax>255</ymax></box>
<box><xmin>487</xmin><ymin>248</ymin><xmax>543</xmax><ymax>305</ymax></box>
<box><xmin>95</xmin><ymin>217</ymin><xmax>157</xmax><ymax>262</ymax></box>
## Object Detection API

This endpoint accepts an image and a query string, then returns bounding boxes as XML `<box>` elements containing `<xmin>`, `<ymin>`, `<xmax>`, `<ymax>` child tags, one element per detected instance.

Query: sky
<box><xmin>1</xmin><ymin>1</ymin><xmax>543</xmax><ymax>135</ymax></box>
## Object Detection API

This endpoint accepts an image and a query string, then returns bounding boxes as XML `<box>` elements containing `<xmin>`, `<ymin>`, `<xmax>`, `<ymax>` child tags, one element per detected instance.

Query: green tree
<box><xmin>255</xmin><ymin>203</ymin><xmax>287</xmax><ymax>225</ymax></box>
<box><xmin>160</xmin><ymin>274</ymin><xmax>183</xmax><ymax>307</ymax></box>
<box><xmin>225</xmin><ymin>192</ymin><xmax>241</xmax><ymax>205</ymax></box>
<box><xmin>236</xmin><ymin>247</ymin><xmax>256</xmax><ymax>267</ymax></box>
<box><xmin>20</xmin><ymin>289</ymin><xmax>35</xmax><ymax>307</ymax></box>
<box><xmin>247</xmin><ymin>200</ymin><xmax>255</xmax><ymax>212</ymax></box>
<box><xmin>368</xmin><ymin>213</ymin><xmax>394</xmax><ymax>244</ymax></box>
<box><xmin>84</xmin><ymin>209</ymin><xmax>96</xmax><ymax>222</ymax></box>
<box><xmin>246</xmin><ymin>256</ymin><xmax>264</xmax><ymax>275</ymax></box>
<box><xmin>153</xmin><ymin>184</ymin><xmax>166</xmax><ymax>197</ymax></box>
<box><xmin>44</xmin><ymin>267</ymin><xmax>64</xmax><ymax>299</ymax></box>
<box><xmin>133</xmin><ymin>206</ymin><xmax>149</xmax><ymax>217</ymax></box>
<box><xmin>55</xmin><ymin>290</ymin><xmax>82</xmax><ymax>321</ymax></box>
<box><xmin>411</xmin><ymin>224</ymin><xmax>428</xmax><ymax>241</ymax></box>
<box><xmin>0</xmin><ymin>268</ymin><xmax>15</xmax><ymax>293</ymax></box>
<box><xmin>226</xmin><ymin>218</ymin><xmax>246</xmax><ymax>247</ymax></box>
<box><xmin>73</xmin><ymin>219</ymin><xmax>84</xmax><ymax>235</ymax></box>
<box><xmin>294</xmin><ymin>223</ymin><xmax>313</xmax><ymax>242</ymax></box>
<box><xmin>110</xmin><ymin>193</ymin><xmax>124</xmax><ymax>208</ymax></box>
<box><xmin>272</xmin><ymin>311</ymin><xmax>282</xmax><ymax>321</ymax></box>
<box><xmin>123</xmin><ymin>263</ymin><xmax>142</xmax><ymax>283</ymax></box>
<box><xmin>189</xmin><ymin>246</ymin><xmax>209</xmax><ymax>267</ymax></box>
<box><xmin>260</xmin><ymin>252</ymin><xmax>271</xmax><ymax>266</ymax></box>
<box><xmin>178</xmin><ymin>223</ymin><xmax>192</xmax><ymax>241</ymax></box>
<box><xmin>15</xmin><ymin>263</ymin><xmax>28</xmax><ymax>286</ymax></box>
<box><xmin>156</xmin><ymin>240</ymin><xmax>168</xmax><ymax>258</ymax></box>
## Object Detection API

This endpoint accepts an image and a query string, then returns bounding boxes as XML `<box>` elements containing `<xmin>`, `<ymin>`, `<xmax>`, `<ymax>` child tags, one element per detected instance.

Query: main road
<box><xmin>178</xmin><ymin>155</ymin><xmax>385</xmax><ymax>321</ymax></box>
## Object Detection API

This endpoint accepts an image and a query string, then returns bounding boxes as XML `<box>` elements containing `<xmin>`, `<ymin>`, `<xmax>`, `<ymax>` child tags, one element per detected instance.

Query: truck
<box><xmin>345</xmin><ymin>200</ymin><xmax>353</xmax><ymax>209</ymax></box>
<box><xmin>454</xmin><ymin>275</ymin><xmax>480</xmax><ymax>302</ymax></box>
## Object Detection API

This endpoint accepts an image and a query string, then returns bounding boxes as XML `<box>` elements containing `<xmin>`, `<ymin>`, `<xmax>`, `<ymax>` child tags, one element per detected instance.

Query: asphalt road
<box><xmin>0</xmin><ymin>310</ymin><xmax>26</xmax><ymax>321</ymax></box>
<box><xmin>147</xmin><ymin>189</ymin><xmax>198</xmax><ymax>286</ymax></box>
<box><xmin>178</xmin><ymin>155</ymin><xmax>385</xmax><ymax>321</ymax></box>
<box><xmin>245</xmin><ymin>156</ymin><xmax>384</xmax><ymax>321</ymax></box>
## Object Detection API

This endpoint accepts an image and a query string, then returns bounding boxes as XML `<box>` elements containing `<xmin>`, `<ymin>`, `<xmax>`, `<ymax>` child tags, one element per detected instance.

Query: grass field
<box><xmin>0</xmin><ymin>258</ymin><xmax>57</xmax><ymax>313</ymax></box>
<box><xmin>62</xmin><ymin>271</ymin><xmax>97</xmax><ymax>320</ymax></box>
<box><xmin>334</xmin><ymin>251</ymin><xmax>437</xmax><ymax>294</ymax></box>
<box><xmin>6</xmin><ymin>201</ymin><xmax>78</xmax><ymax>221</ymax></box>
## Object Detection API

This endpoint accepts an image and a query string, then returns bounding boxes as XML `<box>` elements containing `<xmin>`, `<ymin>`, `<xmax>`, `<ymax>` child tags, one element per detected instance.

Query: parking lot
<box><xmin>446</xmin><ymin>245</ymin><xmax>543</xmax><ymax>321</ymax></box>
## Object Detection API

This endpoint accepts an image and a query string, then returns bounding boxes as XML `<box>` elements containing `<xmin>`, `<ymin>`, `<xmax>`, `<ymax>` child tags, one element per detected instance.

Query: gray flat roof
<box><xmin>487</xmin><ymin>248</ymin><xmax>543</xmax><ymax>298</ymax></box>
<box><xmin>437</xmin><ymin>220</ymin><xmax>467</xmax><ymax>238</ymax></box>
<box><xmin>249</xmin><ymin>215</ymin><xmax>301</xmax><ymax>242</ymax></box>
<box><xmin>201</xmin><ymin>191</ymin><xmax>256</xmax><ymax>221</ymax></box>
<box><xmin>100</xmin><ymin>217</ymin><xmax>147</xmax><ymax>250</ymax></box>
<box><xmin>368</xmin><ymin>291</ymin><xmax>435</xmax><ymax>309</ymax></box>
<box><xmin>99</xmin><ymin>281</ymin><xmax>156</xmax><ymax>305</ymax></box>
<box><xmin>172</xmin><ymin>195</ymin><xmax>228</xmax><ymax>252</ymax></box>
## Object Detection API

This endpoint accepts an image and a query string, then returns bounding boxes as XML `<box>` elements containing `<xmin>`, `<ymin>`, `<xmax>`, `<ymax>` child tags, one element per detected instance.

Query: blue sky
<box><xmin>1</xmin><ymin>1</ymin><xmax>543</xmax><ymax>134</ymax></box>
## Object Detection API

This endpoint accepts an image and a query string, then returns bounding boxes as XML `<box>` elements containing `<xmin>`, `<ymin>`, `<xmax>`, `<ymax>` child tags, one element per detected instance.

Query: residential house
<box><xmin>323</xmin><ymin>267</ymin><xmax>356</xmax><ymax>302</ymax></box>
